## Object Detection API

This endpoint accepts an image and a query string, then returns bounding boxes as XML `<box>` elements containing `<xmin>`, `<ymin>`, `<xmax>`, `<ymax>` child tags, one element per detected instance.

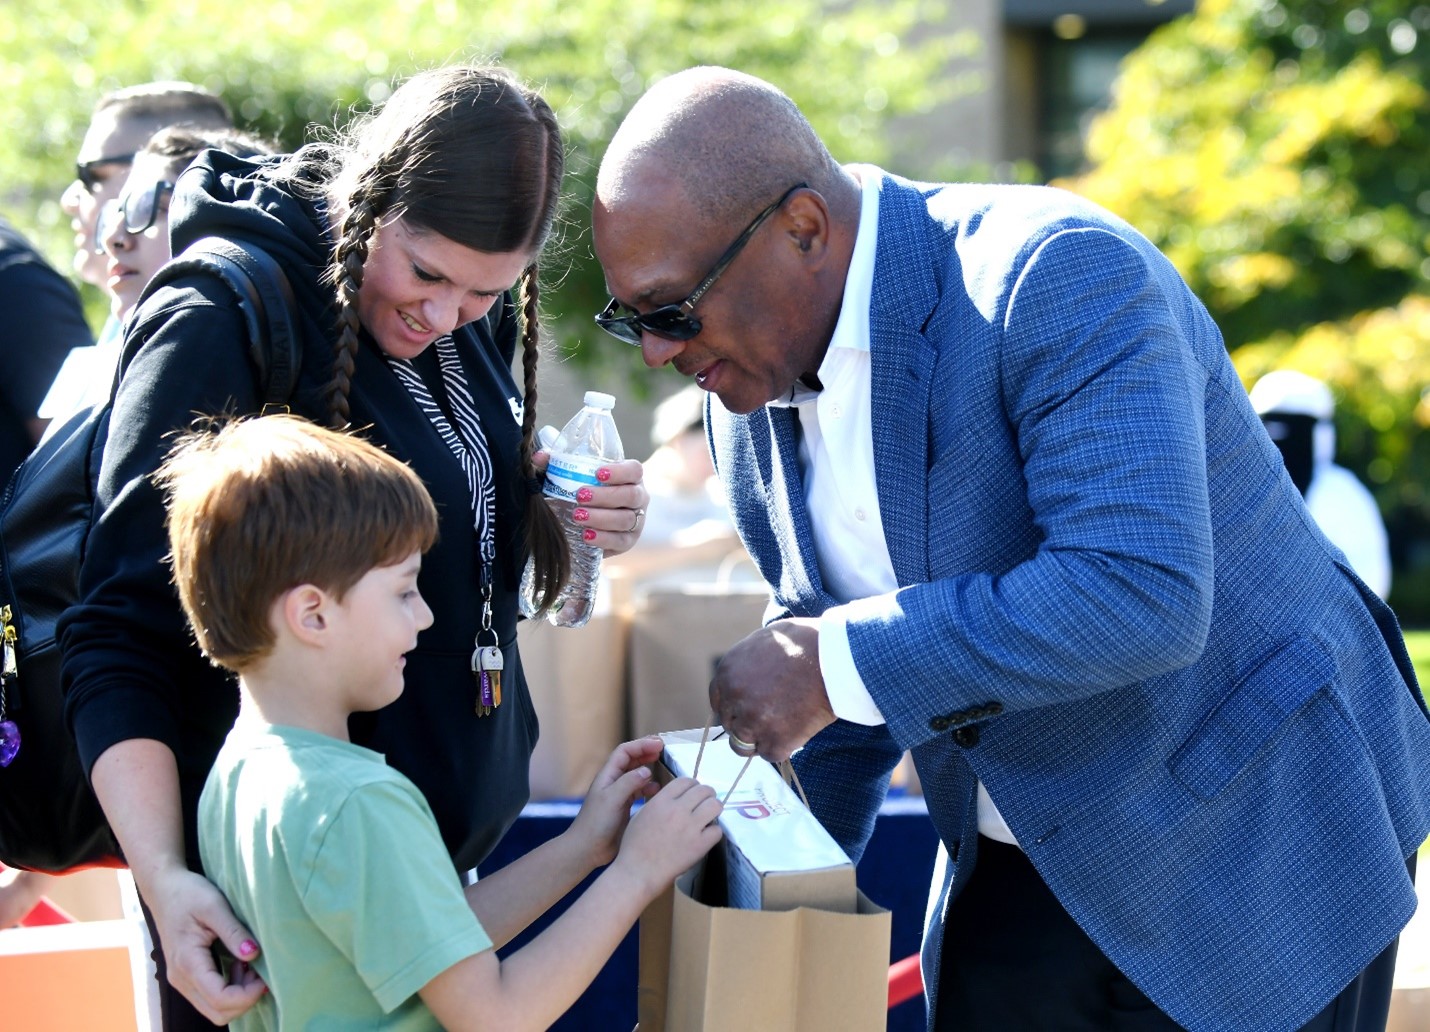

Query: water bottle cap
<box><xmin>584</xmin><ymin>391</ymin><xmax>617</xmax><ymax>410</ymax></box>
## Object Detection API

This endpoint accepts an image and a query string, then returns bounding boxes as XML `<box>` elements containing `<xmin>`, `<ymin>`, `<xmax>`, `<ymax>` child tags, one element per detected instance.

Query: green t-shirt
<box><xmin>199</xmin><ymin>723</ymin><xmax>493</xmax><ymax>1030</ymax></box>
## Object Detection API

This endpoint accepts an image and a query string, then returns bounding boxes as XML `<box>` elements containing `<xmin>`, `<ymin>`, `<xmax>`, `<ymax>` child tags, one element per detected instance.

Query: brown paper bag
<box><xmin>519</xmin><ymin>609</ymin><xmax>628</xmax><ymax>800</ymax></box>
<box><xmin>637</xmin><ymin>864</ymin><xmax>891</xmax><ymax>1032</ymax></box>
<box><xmin>626</xmin><ymin>580</ymin><xmax>769</xmax><ymax>739</ymax></box>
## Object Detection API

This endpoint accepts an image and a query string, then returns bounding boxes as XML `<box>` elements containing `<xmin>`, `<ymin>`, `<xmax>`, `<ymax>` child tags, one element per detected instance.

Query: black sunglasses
<box><xmin>102</xmin><ymin>180</ymin><xmax>176</xmax><ymax>238</ymax></box>
<box><xmin>75</xmin><ymin>154</ymin><xmax>136</xmax><ymax>192</ymax></box>
<box><xmin>595</xmin><ymin>182</ymin><xmax>808</xmax><ymax>346</ymax></box>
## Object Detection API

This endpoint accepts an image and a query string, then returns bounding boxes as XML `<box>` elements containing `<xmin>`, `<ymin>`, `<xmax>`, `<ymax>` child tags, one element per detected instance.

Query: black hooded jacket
<box><xmin>59</xmin><ymin>149</ymin><xmax>538</xmax><ymax>872</ymax></box>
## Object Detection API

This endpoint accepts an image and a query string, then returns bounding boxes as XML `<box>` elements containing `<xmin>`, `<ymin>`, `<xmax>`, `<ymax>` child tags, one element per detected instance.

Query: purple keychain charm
<box><xmin>0</xmin><ymin>719</ymin><xmax>18</xmax><ymax>767</ymax></box>
<box><xmin>2</xmin><ymin>604</ymin><xmax>19</xmax><ymax>764</ymax></box>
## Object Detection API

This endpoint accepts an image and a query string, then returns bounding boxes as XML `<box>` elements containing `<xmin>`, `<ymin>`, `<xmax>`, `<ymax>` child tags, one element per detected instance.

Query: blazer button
<box><xmin>929</xmin><ymin>716</ymin><xmax>950</xmax><ymax>732</ymax></box>
<box><xmin>953</xmin><ymin>725</ymin><xmax>980</xmax><ymax>748</ymax></box>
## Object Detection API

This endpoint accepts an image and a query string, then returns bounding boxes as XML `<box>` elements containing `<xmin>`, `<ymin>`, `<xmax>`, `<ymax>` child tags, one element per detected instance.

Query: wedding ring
<box><xmin>728</xmin><ymin>733</ymin><xmax>755</xmax><ymax>752</ymax></box>
<box><xmin>628</xmin><ymin>507</ymin><xmax>645</xmax><ymax>533</ymax></box>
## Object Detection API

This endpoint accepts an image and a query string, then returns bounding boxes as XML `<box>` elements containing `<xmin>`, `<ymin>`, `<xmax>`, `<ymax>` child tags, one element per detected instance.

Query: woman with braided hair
<box><xmin>59</xmin><ymin>64</ymin><xmax>650</xmax><ymax>1029</ymax></box>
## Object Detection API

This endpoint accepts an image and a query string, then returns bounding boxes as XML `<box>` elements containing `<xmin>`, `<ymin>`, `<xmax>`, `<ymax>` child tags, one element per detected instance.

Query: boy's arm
<box><xmin>463</xmin><ymin>829</ymin><xmax>598</xmax><ymax>948</ymax></box>
<box><xmin>423</xmin><ymin>778</ymin><xmax>722</xmax><ymax>1032</ymax></box>
<box><xmin>464</xmin><ymin>737</ymin><xmax>664</xmax><ymax>947</ymax></box>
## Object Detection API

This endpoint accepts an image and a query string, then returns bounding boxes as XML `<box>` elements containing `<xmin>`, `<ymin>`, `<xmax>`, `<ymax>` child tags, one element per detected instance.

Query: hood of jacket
<box><xmin>168</xmin><ymin>146</ymin><xmax>335</xmax><ymax>329</ymax></box>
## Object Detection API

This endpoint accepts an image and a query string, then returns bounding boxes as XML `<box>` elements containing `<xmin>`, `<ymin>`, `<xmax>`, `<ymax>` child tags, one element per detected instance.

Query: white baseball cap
<box><xmin>1249</xmin><ymin>369</ymin><xmax>1335</xmax><ymax>421</ymax></box>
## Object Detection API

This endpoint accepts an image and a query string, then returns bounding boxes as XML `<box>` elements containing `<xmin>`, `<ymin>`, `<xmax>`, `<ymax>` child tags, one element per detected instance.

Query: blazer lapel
<box><xmin>768</xmin><ymin>406</ymin><xmax>833</xmax><ymax>613</ymax></box>
<box><xmin>734</xmin><ymin>403</ymin><xmax>832</xmax><ymax>614</ymax></box>
<box><xmin>868</xmin><ymin>177</ymin><xmax>939</xmax><ymax>588</ymax></box>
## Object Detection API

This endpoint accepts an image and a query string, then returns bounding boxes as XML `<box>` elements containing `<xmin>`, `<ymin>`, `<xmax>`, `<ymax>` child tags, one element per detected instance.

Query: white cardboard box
<box><xmin>658</xmin><ymin>728</ymin><xmax>856</xmax><ymax>913</ymax></box>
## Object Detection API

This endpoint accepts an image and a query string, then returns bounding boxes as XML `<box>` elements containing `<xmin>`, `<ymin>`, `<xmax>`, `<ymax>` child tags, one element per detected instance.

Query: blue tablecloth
<box><xmin>478</xmin><ymin>790</ymin><xmax>937</xmax><ymax>1030</ymax></box>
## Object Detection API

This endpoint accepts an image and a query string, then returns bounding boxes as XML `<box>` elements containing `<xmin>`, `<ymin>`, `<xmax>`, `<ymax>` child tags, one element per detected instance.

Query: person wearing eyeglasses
<box><xmin>591</xmin><ymin>66</ymin><xmax>1430</xmax><ymax>1032</ymax></box>
<box><xmin>39</xmin><ymin>83</ymin><xmax>234</xmax><ymax>431</ymax></box>
<box><xmin>60</xmin><ymin>82</ymin><xmax>232</xmax><ymax>291</ymax></box>
<box><xmin>99</xmin><ymin>126</ymin><xmax>274</xmax><ymax>323</ymax></box>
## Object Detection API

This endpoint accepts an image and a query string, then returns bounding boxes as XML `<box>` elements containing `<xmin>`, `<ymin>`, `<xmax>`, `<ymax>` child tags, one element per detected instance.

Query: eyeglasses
<box><xmin>74</xmin><ymin>155</ymin><xmax>136</xmax><ymax>192</ymax></box>
<box><xmin>595</xmin><ymin>182</ymin><xmax>808</xmax><ymax>346</ymax></box>
<box><xmin>102</xmin><ymin>180</ymin><xmax>176</xmax><ymax>238</ymax></box>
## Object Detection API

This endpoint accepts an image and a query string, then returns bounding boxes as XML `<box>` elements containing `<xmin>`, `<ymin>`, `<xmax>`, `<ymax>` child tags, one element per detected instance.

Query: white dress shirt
<box><xmin>775</xmin><ymin>165</ymin><xmax>1017</xmax><ymax>844</ymax></box>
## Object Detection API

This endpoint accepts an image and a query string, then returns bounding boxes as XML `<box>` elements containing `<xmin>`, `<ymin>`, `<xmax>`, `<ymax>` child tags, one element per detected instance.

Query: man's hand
<box><xmin>709</xmin><ymin>617</ymin><xmax>835</xmax><ymax>762</ymax></box>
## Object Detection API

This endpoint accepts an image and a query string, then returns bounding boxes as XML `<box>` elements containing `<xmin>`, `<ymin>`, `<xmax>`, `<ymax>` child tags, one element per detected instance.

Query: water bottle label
<box><xmin>544</xmin><ymin>453</ymin><xmax>604</xmax><ymax>502</ymax></box>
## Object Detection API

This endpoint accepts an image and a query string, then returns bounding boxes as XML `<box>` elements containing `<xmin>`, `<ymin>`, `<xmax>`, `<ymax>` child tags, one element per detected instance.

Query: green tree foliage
<box><xmin>1058</xmin><ymin>0</ymin><xmax>1430</xmax><ymax>618</ymax></box>
<box><xmin>0</xmin><ymin>0</ymin><xmax>975</xmax><ymax>381</ymax></box>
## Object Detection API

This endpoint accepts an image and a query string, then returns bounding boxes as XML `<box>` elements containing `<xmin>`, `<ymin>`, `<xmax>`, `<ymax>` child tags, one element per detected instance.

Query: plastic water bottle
<box><xmin>520</xmin><ymin>391</ymin><xmax>624</xmax><ymax>627</ymax></box>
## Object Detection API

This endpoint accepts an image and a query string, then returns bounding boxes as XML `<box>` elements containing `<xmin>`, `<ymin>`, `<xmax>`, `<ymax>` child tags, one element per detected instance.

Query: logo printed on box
<box><xmin>724</xmin><ymin>792</ymin><xmax>788</xmax><ymax>821</ymax></box>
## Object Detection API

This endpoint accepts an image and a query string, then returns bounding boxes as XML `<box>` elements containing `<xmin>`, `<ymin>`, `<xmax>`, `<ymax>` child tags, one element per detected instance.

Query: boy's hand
<box><xmin>614</xmin><ymin>778</ymin><xmax>723</xmax><ymax>895</ymax></box>
<box><xmin>568</xmin><ymin>737</ymin><xmax>666</xmax><ymax>868</ymax></box>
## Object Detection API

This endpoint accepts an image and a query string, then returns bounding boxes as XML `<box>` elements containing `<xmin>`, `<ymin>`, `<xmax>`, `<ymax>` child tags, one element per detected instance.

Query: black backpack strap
<box><xmin>137</xmin><ymin>236</ymin><xmax>301</xmax><ymax>407</ymax></box>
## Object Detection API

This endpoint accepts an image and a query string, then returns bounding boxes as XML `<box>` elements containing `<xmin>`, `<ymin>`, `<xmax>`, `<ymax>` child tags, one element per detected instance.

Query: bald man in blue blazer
<box><xmin>592</xmin><ymin>67</ymin><xmax>1430</xmax><ymax>1032</ymax></box>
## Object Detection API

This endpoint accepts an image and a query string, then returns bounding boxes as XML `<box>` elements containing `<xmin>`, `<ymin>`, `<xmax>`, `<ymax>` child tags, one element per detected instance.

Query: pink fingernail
<box><xmin>596</xmin><ymin>468</ymin><xmax>612</xmax><ymax>482</ymax></box>
<box><xmin>240</xmin><ymin>940</ymin><xmax>258</xmax><ymax>957</ymax></box>
<box><xmin>573</xmin><ymin>508</ymin><xmax>590</xmax><ymax>522</ymax></box>
<box><xmin>583</xmin><ymin>529</ymin><xmax>597</xmax><ymax>542</ymax></box>
<box><xmin>577</xmin><ymin>487</ymin><xmax>594</xmax><ymax>503</ymax></box>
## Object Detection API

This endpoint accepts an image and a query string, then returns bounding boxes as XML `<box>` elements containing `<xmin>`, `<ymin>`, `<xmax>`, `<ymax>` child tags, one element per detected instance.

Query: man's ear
<box><xmin>784</xmin><ymin>190</ymin><xmax>830</xmax><ymax>261</ymax></box>
<box><xmin>280</xmin><ymin>584</ymin><xmax>331</xmax><ymax>646</ymax></box>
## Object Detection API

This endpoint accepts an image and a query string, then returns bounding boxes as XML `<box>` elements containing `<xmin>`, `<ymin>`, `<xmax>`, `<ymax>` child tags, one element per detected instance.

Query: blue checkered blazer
<box><xmin>708</xmin><ymin>172</ymin><xmax>1430</xmax><ymax>1032</ymax></box>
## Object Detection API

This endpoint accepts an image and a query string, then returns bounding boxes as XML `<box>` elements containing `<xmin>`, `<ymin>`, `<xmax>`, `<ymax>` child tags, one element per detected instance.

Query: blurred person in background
<box><xmin>640</xmin><ymin>383</ymin><xmax>736</xmax><ymax>548</ymax></box>
<box><xmin>1251</xmin><ymin>369</ymin><xmax>1391</xmax><ymax>599</ymax></box>
<box><xmin>98</xmin><ymin>125</ymin><xmax>276</xmax><ymax>323</ymax></box>
<box><xmin>41</xmin><ymin>82</ymin><xmax>232</xmax><ymax>424</ymax></box>
<box><xmin>0</xmin><ymin>214</ymin><xmax>92</xmax><ymax>925</ymax></box>
<box><xmin>61</xmin><ymin>81</ymin><xmax>233</xmax><ymax>291</ymax></box>
<box><xmin>2</xmin><ymin>86</ymin><xmax>236</xmax><ymax>933</ymax></box>
<box><xmin>0</xmin><ymin>216</ymin><xmax>92</xmax><ymax>485</ymax></box>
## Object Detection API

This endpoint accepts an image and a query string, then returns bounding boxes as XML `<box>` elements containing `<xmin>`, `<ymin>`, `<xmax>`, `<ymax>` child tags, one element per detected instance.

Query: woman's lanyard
<box><xmin>386</xmin><ymin>334</ymin><xmax>504</xmax><ymax>715</ymax></box>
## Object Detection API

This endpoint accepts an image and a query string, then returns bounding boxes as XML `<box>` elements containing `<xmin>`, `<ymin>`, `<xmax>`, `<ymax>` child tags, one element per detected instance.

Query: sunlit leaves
<box><xmin>1062</xmin><ymin>0</ymin><xmax>1430</xmax><ymax>608</ymax></box>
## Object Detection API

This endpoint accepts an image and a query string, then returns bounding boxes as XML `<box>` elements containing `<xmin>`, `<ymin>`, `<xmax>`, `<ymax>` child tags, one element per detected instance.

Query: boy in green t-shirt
<box><xmin>159</xmin><ymin>414</ymin><xmax>723</xmax><ymax>1030</ymax></box>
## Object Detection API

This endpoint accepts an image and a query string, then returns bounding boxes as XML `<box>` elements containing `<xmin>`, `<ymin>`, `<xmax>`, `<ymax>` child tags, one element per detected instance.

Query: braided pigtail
<box><xmin>518</xmin><ymin>263</ymin><xmax>570</xmax><ymax>613</ymax></box>
<box><xmin>325</xmin><ymin>170</ymin><xmax>389</xmax><ymax>429</ymax></box>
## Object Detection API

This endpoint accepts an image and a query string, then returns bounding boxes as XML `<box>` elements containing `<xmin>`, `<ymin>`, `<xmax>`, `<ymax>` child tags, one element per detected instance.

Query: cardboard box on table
<box><xmin>637</xmin><ymin>729</ymin><xmax>891</xmax><ymax>1032</ymax></box>
<box><xmin>519</xmin><ymin>579</ymin><xmax>628</xmax><ymax>800</ymax></box>
<box><xmin>623</xmin><ymin>553</ymin><xmax>770</xmax><ymax>740</ymax></box>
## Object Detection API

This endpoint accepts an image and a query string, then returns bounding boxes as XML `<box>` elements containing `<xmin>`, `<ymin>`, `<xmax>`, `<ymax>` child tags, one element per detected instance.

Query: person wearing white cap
<box><xmin>1250</xmin><ymin>369</ymin><xmax>1391</xmax><ymax>598</ymax></box>
<box><xmin>639</xmin><ymin>383</ymin><xmax>737</xmax><ymax>548</ymax></box>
